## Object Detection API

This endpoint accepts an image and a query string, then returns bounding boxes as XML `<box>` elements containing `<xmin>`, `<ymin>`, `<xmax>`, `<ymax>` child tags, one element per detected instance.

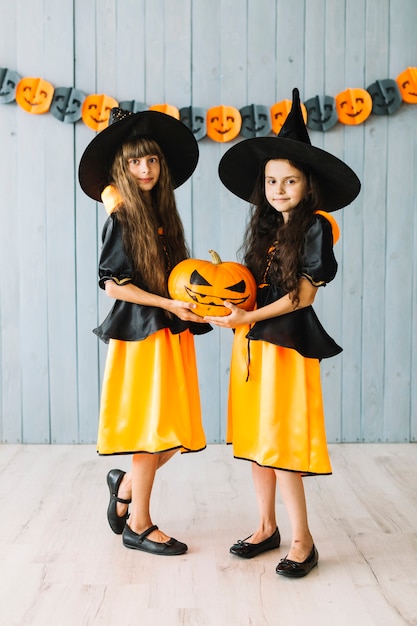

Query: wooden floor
<box><xmin>0</xmin><ymin>443</ymin><xmax>416</xmax><ymax>626</ymax></box>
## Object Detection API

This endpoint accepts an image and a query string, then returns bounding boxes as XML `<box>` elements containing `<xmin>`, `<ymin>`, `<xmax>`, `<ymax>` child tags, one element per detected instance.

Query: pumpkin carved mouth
<box><xmin>184</xmin><ymin>285</ymin><xmax>251</xmax><ymax>308</ymax></box>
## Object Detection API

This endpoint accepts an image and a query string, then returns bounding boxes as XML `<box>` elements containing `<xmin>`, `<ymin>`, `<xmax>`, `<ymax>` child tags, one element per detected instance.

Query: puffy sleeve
<box><xmin>301</xmin><ymin>213</ymin><xmax>338</xmax><ymax>287</ymax></box>
<box><xmin>98</xmin><ymin>214</ymin><xmax>134</xmax><ymax>290</ymax></box>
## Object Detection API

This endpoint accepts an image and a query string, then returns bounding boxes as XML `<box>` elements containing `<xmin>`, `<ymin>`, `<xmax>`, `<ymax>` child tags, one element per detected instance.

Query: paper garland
<box><xmin>1</xmin><ymin>65</ymin><xmax>416</xmax><ymax>140</ymax></box>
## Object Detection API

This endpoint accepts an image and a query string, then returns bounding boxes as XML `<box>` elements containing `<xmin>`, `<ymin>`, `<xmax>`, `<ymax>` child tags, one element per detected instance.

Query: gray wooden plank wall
<box><xmin>0</xmin><ymin>0</ymin><xmax>416</xmax><ymax>445</ymax></box>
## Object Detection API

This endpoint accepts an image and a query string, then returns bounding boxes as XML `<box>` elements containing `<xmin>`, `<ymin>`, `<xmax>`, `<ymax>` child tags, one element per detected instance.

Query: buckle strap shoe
<box><xmin>230</xmin><ymin>527</ymin><xmax>281</xmax><ymax>559</ymax></box>
<box><xmin>122</xmin><ymin>524</ymin><xmax>188</xmax><ymax>556</ymax></box>
<box><xmin>276</xmin><ymin>544</ymin><xmax>318</xmax><ymax>578</ymax></box>
<box><xmin>106</xmin><ymin>469</ymin><xmax>131</xmax><ymax>535</ymax></box>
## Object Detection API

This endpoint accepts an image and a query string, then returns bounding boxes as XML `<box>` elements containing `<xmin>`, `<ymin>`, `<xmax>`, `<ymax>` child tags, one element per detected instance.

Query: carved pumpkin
<box><xmin>149</xmin><ymin>103</ymin><xmax>180</xmax><ymax>119</ymax></box>
<box><xmin>180</xmin><ymin>106</ymin><xmax>207</xmax><ymax>141</ymax></box>
<box><xmin>0</xmin><ymin>67</ymin><xmax>21</xmax><ymax>104</ymax></box>
<box><xmin>50</xmin><ymin>86</ymin><xmax>85</xmax><ymax>123</ymax></box>
<box><xmin>239</xmin><ymin>104</ymin><xmax>271</xmax><ymax>138</ymax></box>
<box><xmin>206</xmin><ymin>105</ymin><xmax>242</xmax><ymax>142</ymax></box>
<box><xmin>168</xmin><ymin>250</ymin><xmax>257</xmax><ymax>317</ymax></box>
<box><xmin>270</xmin><ymin>98</ymin><xmax>307</xmax><ymax>134</ymax></box>
<box><xmin>15</xmin><ymin>76</ymin><xmax>54</xmax><ymax>114</ymax></box>
<box><xmin>396</xmin><ymin>67</ymin><xmax>417</xmax><ymax>103</ymax></box>
<box><xmin>335</xmin><ymin>88</ymin><xmax>372</xmax><ymax>125</ymax></box>
<box><xmin>81</xmin><ymin>94</ymin><xmax>119</xmax><ymax>131</ymax></box>
<box><xmin>367</xmin><ymin>79</ymin><xmax>402</xmax><ymax>115</ymax></box>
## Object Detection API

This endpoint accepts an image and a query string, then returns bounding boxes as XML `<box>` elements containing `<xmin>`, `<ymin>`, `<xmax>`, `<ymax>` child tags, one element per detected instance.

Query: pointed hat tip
<box><xmin>278</xmin><ymin>87</ymin><xmax>311</xmax><ymax>145</ymax></box>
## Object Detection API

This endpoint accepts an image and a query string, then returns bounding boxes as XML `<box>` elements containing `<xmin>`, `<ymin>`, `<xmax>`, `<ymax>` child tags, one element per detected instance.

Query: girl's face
<box><xmin>264</xmin><ymin>159</ymin><xmax>308</xmax><ymax>222</ymax></box>
<box><xmin>127</xmin><ymin>154</ymin><xmax>161</xmax><ymax>195</ymax></box>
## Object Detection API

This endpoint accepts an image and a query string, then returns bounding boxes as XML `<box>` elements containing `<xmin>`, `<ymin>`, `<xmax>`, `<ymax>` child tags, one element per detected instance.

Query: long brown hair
<box><xmin>241</xmin><ymin>159</ymin><xmax>323</xmax><ymax>305</ymax></box>
<box><xmin>110</xmin><ymin>137</ymin><xmax>189</xmax><ymax>297</ymax></box>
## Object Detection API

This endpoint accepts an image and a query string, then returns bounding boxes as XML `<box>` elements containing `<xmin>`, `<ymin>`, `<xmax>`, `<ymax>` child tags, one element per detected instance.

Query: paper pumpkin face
<box><xmin>179</xmin><ymin>106</ymin><xmax>207</xmax><ymax>141</ymax></box>
<box><xmin>0</xmin><ymin>67</ymin><xmax>21</xmax><ymax>104</ymax></box>
<box><xmin>50</xmin><ymin>87</ymin><xmax>85</xmax><ymax>123</ymax></box>
<box><xmin>81</xmin><ymin>94</ymin><xmax>119</xmax><ymax>131</ymax></box>
<box><xmin>305</xmin><ymin>95</ymin><xmax>338</xmax><ymax>132</ymax></box>
<box><xmin>366</xmin><ymin>79</ymin><xmax>402</xmax><ymax>115</ymax></box>
<box><xmin>206</xmin><ymin>105</ymin><xmax>242</xmax><ymax>142</ymax></box>
<box><xmin>149</xmin><ymin>103</ymin><xmax>180</xmax><ymax>119</ymax></box>
<box><xmin>396</xmin><ymin>67</ymin><xmax>417</xmax><ymax>103</ymax></box>
<box><xmin>15</xmin><ymin>77</ymin><xmax>54</xmax><ymax>114</ymax></box>
<box><xmin>168</xmin><ymin>250</ymin><xmax>257</xmax><ymax>317</ymax></box>
<box><xmin>335</xmin><ymin>88</ymin><xmax>372</xmax><ymax>125</ymax></box>
<box><xmin>239</xmin><ymin>104</ymin><xmax>271</xmax><ymax>138</ymax></box>
<box><xmin>270</xmin><ymin>99</ymin><xmax>307</xmax><ymax>134</ymax></box>
<box><xmin>119</xmin><ymin>100</ymin><xmax>148</xmax><ymax>113</ymax></box>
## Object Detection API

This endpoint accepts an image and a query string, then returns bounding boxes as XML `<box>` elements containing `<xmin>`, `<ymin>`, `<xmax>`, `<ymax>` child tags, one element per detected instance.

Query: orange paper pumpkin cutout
<box><xmin>335</xmin><ymin>88</ymin><xmax>372</xmax><ymax>125</ymax></box>
<box><xmin>396</xmin><ymin>67</ymin><xmax>417</xmax><ymax>103</ymax></box>
<box><xmin>206</xmin><ymin>105</ymin><xmax>242</xmax><ymax>142</ymax></box>
<box><xmin>270</xmin><ymin>99</ymin><xmax>307</xmax><ymax>134</ymax></box>
<box><xmin>168</xmin><ymin>249</ymin><xmax>257</xmax><ymax>317</ymax></box>
<box><xmin>149</xmin><ymin>103</ymin><xmax>180</xmax><ymax>119</ymax></box>
<box><xmin>81</xmin><ymin>94</ymin><xmax>119</xmax><ymax>131</ymax></box>
<box><xmin>15</xmin><ymin>77</ymin><xmax>54</xmax><ymax>114</ymax></box>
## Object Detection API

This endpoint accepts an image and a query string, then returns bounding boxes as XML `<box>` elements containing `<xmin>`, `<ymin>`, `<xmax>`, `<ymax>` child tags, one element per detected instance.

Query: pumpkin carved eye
<box><xmin>226</xmin><ymin>280</ymin><xmax>246</xmax><ymax>293</ymax></box>
<box><xmin>190</xmin><ymin>270</ymin><xmax>211</xmax><ymax>286</ymax></box>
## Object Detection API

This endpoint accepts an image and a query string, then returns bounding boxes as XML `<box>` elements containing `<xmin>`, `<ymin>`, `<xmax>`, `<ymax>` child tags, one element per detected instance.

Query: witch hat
<box><xmin>218</xmin><ymin>88</ymin><xmax>360</xmax><ymax>211</ymax></box>
<box><xmin>79</xmin><ymin>108</ymin><xmax>199</xmax><ymax>202</ymax></box>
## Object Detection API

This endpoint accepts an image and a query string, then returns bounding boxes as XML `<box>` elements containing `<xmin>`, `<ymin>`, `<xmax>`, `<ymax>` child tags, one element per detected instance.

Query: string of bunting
<box><xmin>1</xmin><ymin>66</ymin><xmax>416</xmax><ymax>141</ymax></box>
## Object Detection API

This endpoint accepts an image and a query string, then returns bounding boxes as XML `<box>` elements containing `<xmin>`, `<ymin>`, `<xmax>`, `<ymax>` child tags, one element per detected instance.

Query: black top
<box><xmin>93</xmin><ymin>213</ymin><xmax>212</xmax><ymax>343</ymax></box>
<box><xmin>246</xmin><ymin>214</ymin><xmax>342</xmax><ymax>359</ymax></box>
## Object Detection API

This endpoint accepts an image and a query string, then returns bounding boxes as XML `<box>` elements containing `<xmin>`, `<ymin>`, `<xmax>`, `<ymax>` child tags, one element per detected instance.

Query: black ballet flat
<box><xmin>122</xmin><ymin>524</ymin><xmax>188</xmax><ymax>556</ymax></box>
<box><xmin>106</xmin><ymin>469</ymin><xmax>131</xmax><ymax>535</ymax></box>
<box><xmin>275</xmin><ymin>544</ymin><xmax>319</xmax><ymax>578</ymax></box>
<box><xmin>229</xmin><ymin>527</ymin><xmax>281</xmax><ymax>559</ymax></box>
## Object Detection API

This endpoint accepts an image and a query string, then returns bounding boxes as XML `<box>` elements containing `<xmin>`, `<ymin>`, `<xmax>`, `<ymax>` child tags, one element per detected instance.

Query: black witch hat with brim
<box><xmin>218</xmin><ymin>88</ymin><xmax>361</xmax><ymax>212</ymax></box>
<box><xmin>79</xmin><ymin>108</ymin><xmax>199</xmax><ymax>202</ymax></box>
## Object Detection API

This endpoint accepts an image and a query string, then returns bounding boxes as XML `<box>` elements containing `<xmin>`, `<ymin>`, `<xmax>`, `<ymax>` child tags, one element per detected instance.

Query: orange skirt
<box><xmin>97</xmin><ymin>329</ymin><xmax>206</xmax><ymax>455</ymax></box>
<box><xmin>227</xmin><ymin>325</ymin><xmax>332</xmax><ymax>475</ymax></box>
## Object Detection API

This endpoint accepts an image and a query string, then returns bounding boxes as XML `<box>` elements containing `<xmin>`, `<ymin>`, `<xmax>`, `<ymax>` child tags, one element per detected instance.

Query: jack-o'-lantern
<box><xmin>239</xmin><ymin>104</ymin><xmax>271</xmax><ymax>138</ymax></box>
<box><xmin>335</xmin><ymin>88</ymin><xmax>372</xmax><ymax>125</ymax></box>
<box><xmin>0</xmin><ymin>67</ymin><xmax>21</xmax><ymax>104</ymax></box>
<box><xmin>119</xmin><ymin>100</ymin><xmax>148</xmax><ymax>113</ymax></box>
<box><xmin>168</xmin><ymin>249</ymin><xmax>257</xmax><ymax>317</ymax></box>
<box><xmin>206</xmin><ymin>105</ymin><xmax>242</xmax><ymax>142</ymax></box>
<box><xmin>50</xmin><ymin>86</ymin><xmax>85</xmax><ymax>123</ymax></box>
<box><xmin>305</xmin><ymin>95</ymin><xmax>338</xmax><ymax>132</ymax></box>
<box><xmin>81</xmin><ymin>94</ymin><xmax>119</xmax><ymax>131</ymax></box>
<box><xmin>149</xmin><ymin>103</ymin><xmax>180</xmax><ymax>119</ymax></box>
<box><xmin>270</xmin><ymin>98</ymin><xmax>307</xmax><ymax>134</ymax></box>
<box><xmin>367</xmin><ymin>79</ymin><xmax>402</xmax><ymax>115</ymax></box>
<box><xmin>15</xmin><ymin>76</ymin><xmax>54</xmax><ymax>114</ymax></box>
<box><xmin>396</xmin><ymin>67</ymin><xmax>417</xmax><ymax>104</ymax></box>
<box><xmin>179</xmin><ymin>106</ymin><xmax>207</xmax><ymax>141</ymax></box>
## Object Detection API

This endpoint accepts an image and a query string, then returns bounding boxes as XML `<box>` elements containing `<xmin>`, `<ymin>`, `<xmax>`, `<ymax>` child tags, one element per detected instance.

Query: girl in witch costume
<box><xmin>78</xmin><ymin>108</ymin><xmax>211</xmax><ymax>556</ymax></box>
<box><xmin>205</xmin><ymin>88</ymin><xmax>360</xmax><ymax>577</ymax></box>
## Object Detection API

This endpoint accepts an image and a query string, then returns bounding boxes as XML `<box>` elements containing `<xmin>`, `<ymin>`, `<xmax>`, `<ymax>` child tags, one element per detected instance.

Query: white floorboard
<box><xmin>0</xmin><ymin>443</ymin><xmax>416</xmax><ymax>626</ymax></box>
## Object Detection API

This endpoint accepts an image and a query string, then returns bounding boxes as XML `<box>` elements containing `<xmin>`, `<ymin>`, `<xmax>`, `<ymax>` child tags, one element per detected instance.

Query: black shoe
<box><xmin>122</xmin><ymin>524</ymin><xmax>188</xmax><ymax>556</ymax></box>
<box><xmin>106</xmin><ymin>469</ymin><xmax>131</xmax><ymax>535</ymax></box>
<box><xmin>229</xmin><ymin>527</ymin><xmax>281</xmax><ymax>559</ymax></box>
<box><xmin>276</xmin><ymin>544</ymin><xmax>318</xmax><ymax>578</ymax></box>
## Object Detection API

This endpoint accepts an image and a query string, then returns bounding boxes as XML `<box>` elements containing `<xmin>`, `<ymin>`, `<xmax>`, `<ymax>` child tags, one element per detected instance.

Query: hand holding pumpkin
<box><xmin>164</xmin><ymin>298</ymin><xmax>207</xmax><ymax>323</ymax></box>
<box><xmin>168</xmin><ymin>250</ymin><xmax>257</xmax><ymax>318</ymax></box>
<box><xmin>204</xmin><ymin>300</ymin><xmax>252</xmax><ymax>328</ymax></box>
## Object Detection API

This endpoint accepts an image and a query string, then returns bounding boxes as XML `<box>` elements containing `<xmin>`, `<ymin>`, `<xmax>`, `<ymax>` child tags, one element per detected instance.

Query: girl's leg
<box><xmin>274</xmin><ymin>469</ymin><xmax>313</xmax><ymax>562</ymax></box>
<box><xmin>245</xmin><ymin>463</ymin><xmax>278</xmax><ymax>543</ymax></box>
<box><xmin>117</xmin><ymin>449</ymin><xmax>177</xmax><ymax>542</ymax></box>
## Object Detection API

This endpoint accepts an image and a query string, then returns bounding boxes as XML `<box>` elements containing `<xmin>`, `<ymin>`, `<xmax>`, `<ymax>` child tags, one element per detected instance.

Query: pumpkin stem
<box><xmin>208</xmin><ymin>249</ymin><xmax>222</xmax><ymax>265</ymax></box>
